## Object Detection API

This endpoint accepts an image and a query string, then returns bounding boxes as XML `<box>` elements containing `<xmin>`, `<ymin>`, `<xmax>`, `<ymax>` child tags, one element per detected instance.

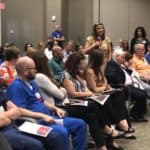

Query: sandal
<box><xmin>107</xmin><ymin>129</ymin><xmax>125</xmax><ymax>139</ymax></box>
<box><xmin>113</xmin><ymin>130</ymin><xmax>136</xmax><ymax>140</ymax></box>
<box><xmin>125</xmin><ymin>127</ymin><xmax>135</xmax><ymax>133</ymax></box>
<box><xmin>116</xmin><ymin>126</ymin><xmax>135</xmax><ymax>133</ymax></box>
<box><xmin>123</xmin><ymin>133</ymin><xmax>136</xmax><ymax>140</ymax></box>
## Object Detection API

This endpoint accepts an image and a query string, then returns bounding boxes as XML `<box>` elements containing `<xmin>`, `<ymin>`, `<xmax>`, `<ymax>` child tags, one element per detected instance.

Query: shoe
<box><xmin>106</xmin><ymin>129</ymin><xmax>125</xmax><ymax>139</ymax></box>
<box><xmin>114</xmin><ymin>132</ymin><xmax>136</xmax><ymax>140</ymax></box>
<box><xmin>113</xmin><ymin>131</ymin><xmax>126</xmax><ymax>139</ymax></box>
<box><xmin>87</xmin><ymin>142</ymin><xmax>96</xmax><ymax>148</ymax></box>
<box><xmin>123</xmin><ymin>133</ymin><xmax>136</xmax><ymax>140</ymax></box>
<box><xmin>115</xmin><ymin>126</ymin><xmax>135</xmax><ymax>133</ymax></box>
<box><xmin>127</xmin><ymin>127</ymin><xmax>135</xmax><ymax>133</ymax></box>
<box><xmin>132</xmin><ymin>117</ymin><xmax>148</xmax><ymax>122</ymax></box>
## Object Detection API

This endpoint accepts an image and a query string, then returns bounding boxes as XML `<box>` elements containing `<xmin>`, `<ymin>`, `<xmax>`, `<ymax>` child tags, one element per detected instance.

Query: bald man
<box><xmin>51</xmin><ymin>24</ymin><xmax>65</xmax><ymax>48</ymax></box>
<box><xmin>48</xmin><ymin>46</ymin><xmax>65</xmax><ymax>83</ymax></box>
<box><xmin>0</xmin><ymin>87</ymin><xmax>64</xmax><ymax>150</ymax></box>
<box><xmin>6</xmin><ymin>56</ymin><xmax>86</xmax><ymax>150</ymax></box>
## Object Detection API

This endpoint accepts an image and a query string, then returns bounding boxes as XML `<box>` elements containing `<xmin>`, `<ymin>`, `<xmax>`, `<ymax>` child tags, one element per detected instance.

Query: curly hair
<box><xmin>65</xmin><ymin>51</ymin><xmax>85</xmax><ymax>79</ymax></box>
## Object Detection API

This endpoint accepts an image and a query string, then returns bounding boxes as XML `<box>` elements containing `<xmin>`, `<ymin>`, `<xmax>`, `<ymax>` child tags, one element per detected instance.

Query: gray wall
<box><xmin>46</xmin><ymin>0</ymin><xmax>62</xmax><ymax>38</ymax></box>
<box><xmin>99</xmin><ymin>0</ymin><xmax>150</xmax><ymax>46</ymax></box>
<box><xmin>1</xmin><ymin>0</ymin><xmax>150</xmax><ymax>48</ymax></box>
<box><xmin>62</xmin><ymin>0</ymin><xmax>150</xmax><ymax>45</ymax></box>
<box><xmin>62</xmin><ymin>0</ymin><xmax>93</xmax><ymax>44</ymax></box>
<box><xmin>2</xmin><ymin>0</ymin><xmax>45</xmax><ymax>50</ymax></box>
<box><xmin>0</xmin><ymin>2</ymin><xmax>1</xmax><ymax>46</ymax></box>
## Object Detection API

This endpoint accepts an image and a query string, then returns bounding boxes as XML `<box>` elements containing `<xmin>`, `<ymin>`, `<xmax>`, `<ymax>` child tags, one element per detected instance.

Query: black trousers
<box><xmin>60</xmin><ymin>101</ymin><xmax>106</xmax><ymax>148</ymax></box>
<box><xmin>104</xmin><ymin>90</ymin><xmax>131</xmax><ymax>127</ymax></box>
<box><xmin>127</xmin><ymin>85</ymin><xmax>147</xmax><ymax>118</ymax></box>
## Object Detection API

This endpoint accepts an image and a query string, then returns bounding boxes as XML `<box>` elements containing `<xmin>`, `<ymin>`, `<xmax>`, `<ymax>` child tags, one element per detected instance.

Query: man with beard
<box><xmin>6</xmin><ymin>56</ymin><xmax>87</xmax><ymax>150</ymax></box>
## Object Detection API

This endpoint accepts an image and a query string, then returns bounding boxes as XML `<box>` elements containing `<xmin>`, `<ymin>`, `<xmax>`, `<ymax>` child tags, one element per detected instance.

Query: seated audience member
<box><xmin>27</xmin><ymin>51</ymin><xmax>124</xmax><ymax>150</ymax></box>
<box><xmin>0</xmin><ymin>90</ymin><xmax>66</xmax><ymax>150</ymax></box>
<box><xmin>123</xmin><ymin>40</ymin><xmax>129</xmax><ymax>52</ymax></box>
<box><xmin>63</xmin><ymin>40</ymin><xmax>74</xmax><ymax>62</ymax></box>
<box><xmin>132</xmin><ymin>43</ymin><xmax>150</xmax><ymax>81</ymax></box>
<box><xmin>74</xmin><ymin>43</ymin><xmax>84</xmax><ymax>52</ymax></box>
<box><xmin>0</xmin><ymin>47</ymin><xmax>20</xmax><ymax>87</ymax></box>
<box><xmin>24</xmin><ymin>43</ymin><xmax>33</xmax><ymax>53</ymax></box>
<box><xmin>144</xmin><ymin>41</ymin><xmax>150</xmax><ymax>64</ymax></box>
<box><xmin>27</xmin><ymin>51</ymin><xmax>66</xmax><ymax>105</ymax></box>
<box><xmin>123</xmin><ymin>52</ymin><xmax>150</xmax><ymax>97</ymax></box>
<box><xmin>48</xmin><ymin>46</ymin><xmax>65</xmax><ymax>83</ymax></box>
<box><xmin>6</xmin><ymin>56</ymin><xmax>87</xmax><ymax>150</ymax></box>
<box><xmin>114</xmin><ymin>40</ymin><xmax>129</xmax><ymax>53</ymax></box>
<box><xmin>85</xmin><ymin>49</ymin><xmax>134</xmax><ymax>134</ymax></box>
<box><xmin>36</xmin><ymin>41</ymin><xmax>45</xmax><ymax>53</ymax></box>
<box><xmin>51</xmin><ymin>24</ymin><xmax>65</xmax><ymax>48</ymax></box>
<box><xmin>44</xmin><ymin>39</ymin><xmax>58</xmax><ymax>60</ymax></box>
<box><xmin>105</xmin><ymin>49</ymin><xmax>148</xmax><ymax>122</ymax></box>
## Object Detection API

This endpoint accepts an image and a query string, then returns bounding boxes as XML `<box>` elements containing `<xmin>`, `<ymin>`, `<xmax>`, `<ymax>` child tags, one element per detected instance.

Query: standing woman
<box><xmin>84</xmin><ymin>23</ymin><xmax>112</xmax><ymax>62</ymax></box>
<box><xmin>130</xmin><ymin>26</ymin><xmax>148</xmax><ymax>54</ymax></box>
<box><xmin>84</xmin><ymin>49</ymin><xmax>135</xmax><ymax>138</ymax></box>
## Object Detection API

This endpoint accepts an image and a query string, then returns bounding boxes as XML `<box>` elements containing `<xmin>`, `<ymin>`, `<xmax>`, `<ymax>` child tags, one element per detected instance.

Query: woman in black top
<box><xmin>130</xmin><ymin>26</ymin><xmax>148</xmax><ymax>54</ymax></box>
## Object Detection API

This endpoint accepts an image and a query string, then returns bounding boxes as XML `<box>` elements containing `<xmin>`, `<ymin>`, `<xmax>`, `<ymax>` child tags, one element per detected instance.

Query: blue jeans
<box><xmin>40</xmin><ymin>117</ymin><xmax>87</xmax><ymax>150</ymax></box>
<box><xmin>1</xmin><ymin>125</ymin><xmax>66</xmax><ymax>150</ymax></box>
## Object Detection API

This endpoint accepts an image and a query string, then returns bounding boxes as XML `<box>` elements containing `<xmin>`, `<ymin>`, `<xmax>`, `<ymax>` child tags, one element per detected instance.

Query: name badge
<box><xmin>35</xmin><ymin>92</ymin><xmax>44</xmax><ymax>103</ymax></box>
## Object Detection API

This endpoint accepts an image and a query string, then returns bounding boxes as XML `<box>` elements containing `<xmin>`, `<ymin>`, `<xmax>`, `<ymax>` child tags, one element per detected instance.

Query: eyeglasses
<box><xmin>26</xmin><ymin>67</ymin><xmax>37</xmax><ymax>71</ymax></box>
<box><xmin>137</xmin><ymin>48</ymin><xmax>145</xmax><ymax>51</ymax></box>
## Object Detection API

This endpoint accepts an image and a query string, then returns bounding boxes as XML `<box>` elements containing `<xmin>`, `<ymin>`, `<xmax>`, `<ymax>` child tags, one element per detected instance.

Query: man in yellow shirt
<box><xmin>132</xmin><ymin>43</ymin><xmax>150</xmax><ymax>81</ymax></box>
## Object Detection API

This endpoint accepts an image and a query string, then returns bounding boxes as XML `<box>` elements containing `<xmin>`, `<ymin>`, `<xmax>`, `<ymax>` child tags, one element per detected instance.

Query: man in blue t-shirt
<box><xmin>7</xmin><ymin>56</ymin><xmax>87</xmax><ymax>150</ymax></box>
<box><xmin>0</xmin><ymin>90</ymin><xmax>65</xmax><ymax>150</ymax></box>
<box><xmin>51</xmin><ymin>24</ymin><xmax>65</xmax><ymax>48</ymax></box>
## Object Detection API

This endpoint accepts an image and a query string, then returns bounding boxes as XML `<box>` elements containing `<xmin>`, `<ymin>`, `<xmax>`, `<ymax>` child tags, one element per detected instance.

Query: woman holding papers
<box><xmin>27</xmin><ymin>51</ymin><xmax>124</xmax><ymax>150</ymax></box>
<box><xmin>85</xmin><ymin>49</ymin><xmax>135</xmax><ymax>139</ymax></box>
<box><xmin>63</xmin><ymin>51</ymin><xmax>126</xmax><ymax>150</ymax></box>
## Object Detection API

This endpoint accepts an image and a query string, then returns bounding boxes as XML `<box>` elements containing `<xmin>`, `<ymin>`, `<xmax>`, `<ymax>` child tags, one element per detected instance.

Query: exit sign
<box><xmin>0</xmin><ymin>2</ymin><xmax>5</xmax><ymax>9</ymax></box>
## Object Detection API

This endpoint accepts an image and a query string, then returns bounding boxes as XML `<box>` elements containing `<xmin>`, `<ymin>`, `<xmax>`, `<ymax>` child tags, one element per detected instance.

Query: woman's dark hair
<box><xmin>65</xmin><ymin>51</ymin><xmax>85</xmax><ymax>79</ymax></box>
<box><xmin>24</xmin><ymin>43</ymin><xmax>33</xmax><ymax>52</ymax></box>
<box><xmin>4</xmin><ymin>47</ymin><xmax>20</xmax><ymax>61</ymax></box>
<box><xmin>47</xmin><ymin>40</ymin><xmax>54</xmax><ymax>50</ymax></box>
<box><xmin>123</xmin><ymin>40</ymin><xmax>129</xmax><ymax>51</ymax></box>
<box><xmin>134</xmin><ymin>26</ymin><xmax>147</xmax><ymax>38</ymax></box>
<box><xmin>88</xmin><ymin>49</ymin><xmax>104</xmax><ymax>81</ymax></box>
<box><xmin>124</xmin><ymin>52</ymin><xmax>133</xmax><ymax>62</ymax></box>
<box><xmin>0</xmin><ymin>46</ymin><xmax>5</xmax><ymax>55</ymax></box>
<box><xmin>27</xmin><ymin>51</ymin><xmax>60</xmax><ymax>86</ymax></box>
<box><xmin>27</xmin><ymin>51</ymin><xmax>52</xmax><ymax>78</ymax></box>
<box><xmin>92</xmin><ymin>23</ymin><xmax>105</xmax><ymax>40</ymax></box>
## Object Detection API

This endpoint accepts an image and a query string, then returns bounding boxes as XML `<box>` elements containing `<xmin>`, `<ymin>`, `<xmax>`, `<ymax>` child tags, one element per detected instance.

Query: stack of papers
<box><xmin>18</xmin><ymin>121</ymin><xmax>53</xmax><ymax>137</ymax></box>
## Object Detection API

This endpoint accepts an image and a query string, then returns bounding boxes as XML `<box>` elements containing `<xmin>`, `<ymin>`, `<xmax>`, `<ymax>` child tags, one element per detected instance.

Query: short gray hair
<box><xmin>134</xmin><ymin>43</ymin><xmax>144</xmax><ymax>52</ymax></box>
<box><xmin>112</xmin><ymin>48</ymin><xmax>125</xmax><ymax>60</ymax></box>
